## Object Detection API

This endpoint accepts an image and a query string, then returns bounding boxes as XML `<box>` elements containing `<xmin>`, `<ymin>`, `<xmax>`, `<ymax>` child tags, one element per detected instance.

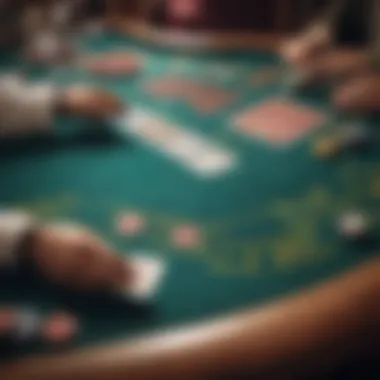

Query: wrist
<box><xmin>55</xmin><ymin>91</ymin><xmax>70</xmax><ymax>116</ymax></box>
<box><xmin>14</xmin><ymin>226</ymin><xmax>43</xmax><ymax>269</ymax></box>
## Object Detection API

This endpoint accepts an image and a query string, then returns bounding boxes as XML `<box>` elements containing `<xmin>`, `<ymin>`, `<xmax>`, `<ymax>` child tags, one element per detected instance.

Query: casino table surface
<box><xmin>1</xmin><ymin>33</ymin><xmax>380</xmax><ymax>379</ymax></box>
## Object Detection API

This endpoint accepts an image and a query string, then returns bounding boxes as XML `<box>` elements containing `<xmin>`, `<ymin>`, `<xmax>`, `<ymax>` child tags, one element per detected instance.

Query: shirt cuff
<box><xmin>23</xmin><ymin>83</ymin><xmax>60</xmax><ymax>132</ymax></box>
<box><xmin>0</xmin><ymin>212</ymin><xmax>35</xmax><ymax>267</ymax></box>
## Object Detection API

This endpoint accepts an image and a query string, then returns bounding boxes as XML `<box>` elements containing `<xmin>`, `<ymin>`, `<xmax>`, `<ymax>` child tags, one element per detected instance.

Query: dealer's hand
<box><xmin>280</xmin><ymin>24</ymin><xmax>331</xmax><ymax>68</ymax></box>
<box><xmin>28</xmin><ymin>224</ymin><xmax>131</xmax><ymax>293</ymax></box>
<box><xmin>60</xmin><ymin>86</ymin><xmax>124</xmax><ymax>119</ymax></box>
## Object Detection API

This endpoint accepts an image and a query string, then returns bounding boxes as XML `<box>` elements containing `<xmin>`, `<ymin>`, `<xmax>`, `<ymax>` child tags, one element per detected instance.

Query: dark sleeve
<box><xmin>335</xmin><ymin>0</ymin><xmax>370</xmax><ymax>45</ymax></box>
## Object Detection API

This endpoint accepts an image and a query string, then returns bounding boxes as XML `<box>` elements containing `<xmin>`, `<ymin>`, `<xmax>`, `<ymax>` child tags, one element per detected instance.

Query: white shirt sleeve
<box><xmin>0</xmin><ymin>211</ymin><xmax>35</xmax><ymax>267</ymax></box>
<box><xmin>0</xmin><ymin>75</ymin><xmax>58</xmax><ymax>136</ymax></box>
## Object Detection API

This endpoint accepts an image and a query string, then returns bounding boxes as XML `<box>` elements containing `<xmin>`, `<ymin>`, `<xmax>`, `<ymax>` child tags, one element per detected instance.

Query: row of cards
<box><xmin>116</xmin><ymin>107</ymin><xmax>237</xmax><ymax>178</ymax></box>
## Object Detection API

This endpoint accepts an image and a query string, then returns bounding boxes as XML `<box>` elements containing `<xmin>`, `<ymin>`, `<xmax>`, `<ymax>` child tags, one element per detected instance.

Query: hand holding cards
<box><xmin>60</xmin><ymin>86</ymin><xmax>124</xmax><ymax>119</ymax></box>
<box><xmin>28</xmin><ymin>223</ymin><xmax>130</xmax><ymax>293</ymax></box>
<box><xmin>28</xmin><ymin>222</ymin><xmax>166</xmax><ymax>303</ymax></box>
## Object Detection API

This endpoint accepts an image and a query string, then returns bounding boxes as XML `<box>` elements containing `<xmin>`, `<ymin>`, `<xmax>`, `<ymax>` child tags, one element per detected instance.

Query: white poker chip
<box><xmin>337</xmin><ymin>211</ymin><xmax>369</xmax><ymax>239</ymax></box>
<box><xmin>13</xmin><ymin>309</ymin><xmax>41</xmax><ymax>344</ymax></box>
<box><xmin>117</xmin><ymin>253</ymin><xmax>166</xmax><ymax>303</ymax></box>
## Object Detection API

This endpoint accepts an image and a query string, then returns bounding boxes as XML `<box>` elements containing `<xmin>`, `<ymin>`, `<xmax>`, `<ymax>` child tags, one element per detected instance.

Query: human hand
<box><xmin>61</xmin><ymin>86</ymin><xmax>124</xmax><ymax>120</ymax></box>
<box><xmin>29</xmin><ymin>224</ymin><xmax>131</xmax><ymax>293</ymax></box>
<box><xmin>280</xmin><ymin>24</ymin><xmax>331</xmax><ymax>68</ymax></box>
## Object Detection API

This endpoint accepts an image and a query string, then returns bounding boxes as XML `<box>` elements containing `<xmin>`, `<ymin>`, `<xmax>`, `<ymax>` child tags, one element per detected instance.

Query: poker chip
<box><xmin>0</xmin><ymin>310</ymin><xmax>15</xmax><ymax>335</ymax></box>
<box><xmin>117</xmin><ymin>212</ymin><xmax>146</xmax><ymax>237</ymax></box>
<box><xmin>171</xmin><ymin>225</ymin><xmax>203</xmax><ymax>250</ymax></box>
<box><xmin>12</xmin><ymin>309</ymin><xmax>42</xmax><ymax>344</ymax></box>
<box><xmin>85</xmin><ymin>52</ymin><xmax>142</xmax><ymax>77</ymax></box>
<box><xmin>41</xmin><ymin>312</ymin><xmax>78</xmax><ymax>344</ymax></box>
<box><xmin>337</xmin><ymin>211</ymin><xmax>370</xmax><ymax>240</ymax></box>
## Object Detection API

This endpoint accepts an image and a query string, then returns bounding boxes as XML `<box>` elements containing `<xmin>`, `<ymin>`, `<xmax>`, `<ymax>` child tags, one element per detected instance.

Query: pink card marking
<box><xmin>146</xmin><ymin>76</ymin><xmax>236</xmax><ymax>113</ymax></box>
<box><xmin>233</xmin><ymin>99</ymin><xmax>326</xmax><ymax>145</ymax></box>
<box><xmin>191</xmin><ymin>91</ymin><xmax>236</xmax><ymax>114</ymax></box>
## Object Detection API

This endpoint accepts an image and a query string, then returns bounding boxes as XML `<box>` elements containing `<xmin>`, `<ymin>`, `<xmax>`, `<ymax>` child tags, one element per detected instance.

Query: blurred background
<box><xmin>106</xmin><ymin>0</ymin><xmax>330</xmax><ymax>33</ymax></box>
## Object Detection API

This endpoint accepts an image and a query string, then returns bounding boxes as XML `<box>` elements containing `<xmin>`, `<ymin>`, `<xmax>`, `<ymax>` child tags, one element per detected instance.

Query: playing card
<box><xmin>118</xmin><ymin>254</ymin><xmax>166</xmax><ymax>302</ymax></box>
<box><xmin>191</xmin><ymin>150</ymin><xmax>236</xmax><ymax>177</ymax></box>
<box><xmin>115</xmin><ymin>107</ymin><xmax>237</xmax><ymax>178</ymax></box>
<box><xmin>165</xmin><ymin>133</ymin><xmax>205</xmax><ymax>159</ymax></box>
<box><xmin>232</xmin><ymin>100</ymin><xmax>325</xmax><ymax>146</ymax></box>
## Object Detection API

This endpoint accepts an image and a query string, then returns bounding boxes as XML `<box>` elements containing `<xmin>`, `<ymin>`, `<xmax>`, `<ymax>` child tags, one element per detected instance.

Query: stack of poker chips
<box><xmin>0</xmin><ymin>309</ymin><xmax>43</xmax><ymax>353</ymax></box>
<box><xmin>12</xmin><ymin>309</ymin><xmax>43</xmax><ymax>345</ymax></box>
<box><xmin>0</xmin><ymin>309</ymin><xmax>78</xmax><ymax>350</ymax></box>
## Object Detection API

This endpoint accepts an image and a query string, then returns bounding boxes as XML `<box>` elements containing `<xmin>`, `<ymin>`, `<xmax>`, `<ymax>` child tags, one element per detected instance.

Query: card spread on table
<box><xmin>115</xmin><ymin>107</ymin><xmax>237</xmax><ymax>178</ymax></box>
<box><xmin>117</xmin><ymin>254</ymin><xmax>167</xmax><ymax>302</ymax></box>
<box><xmin>232</xmin><ymin>99</ymin><xmax>325</xmax><ymax>145</ymax></box>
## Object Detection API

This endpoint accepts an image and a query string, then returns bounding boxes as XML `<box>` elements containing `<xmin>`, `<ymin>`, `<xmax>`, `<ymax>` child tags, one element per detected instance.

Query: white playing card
<box><xmin>116</xmin><ymin>106</ymin><xmax>238</xmax><ymax>178</ymax></box>
<box><xmin>165</xmin><ymin>133</ymin><xmax>205</xmax><ymax>159</ymax></box>
<box><xmin>118</xmin><ymin>254</ymin><xmax>166</xmax><ymax>302</ymax></box>
<box><xmin>192</xmin><ymin>151</ymin><xmax>236</xmax><ymax>177</ymax></box>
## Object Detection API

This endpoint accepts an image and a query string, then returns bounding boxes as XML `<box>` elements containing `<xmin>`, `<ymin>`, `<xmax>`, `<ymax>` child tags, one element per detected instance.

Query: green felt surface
<box><xmin>0</xmin><ymin>33</ymin><xmax>380</xmax><ymax>356</ymax></box>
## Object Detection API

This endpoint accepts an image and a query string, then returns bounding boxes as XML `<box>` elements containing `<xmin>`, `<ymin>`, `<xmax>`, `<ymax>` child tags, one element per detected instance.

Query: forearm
<box><xmin>303</xmin><ymin>0</ymin><xmax>347</xmax><ymax>41</ymax></box>
<box><xmin>0</xmin><ymin>211</ymin><xmax>38</xmax><ymax>268</ymax></box>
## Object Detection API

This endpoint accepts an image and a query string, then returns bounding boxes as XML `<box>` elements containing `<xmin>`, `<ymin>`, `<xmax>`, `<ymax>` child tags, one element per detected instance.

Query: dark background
<box><xmin>110</xmin><ymin>0</ymin><xmax>331</xmax><ymax>32</ymax></box>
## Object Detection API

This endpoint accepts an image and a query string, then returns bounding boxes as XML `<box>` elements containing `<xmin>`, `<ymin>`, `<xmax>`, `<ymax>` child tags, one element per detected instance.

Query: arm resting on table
<box><xmin>2</xmin><ymin>257</ymin><xmax>380</xmax><ymax>380</ymax></box>
<box><xmin>0</xmin><ymin>76</ymin><xmax>58</xmax><ymax>136</ymax></box>
<box><xmin>0</xmin><ymin>211</ymin><xmax>36</xmax><ymax>268</ymax></box>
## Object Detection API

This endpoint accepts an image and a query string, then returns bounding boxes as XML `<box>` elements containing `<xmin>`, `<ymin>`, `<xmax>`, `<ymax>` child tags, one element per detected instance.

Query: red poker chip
<box><xmin>42</xmin><ymin>312</ymin><xmax>78</xmax><ymax>344</ymax></box>
<box><xmin>171</xmin><ymin>225</ymin><xmax>203</xmax><ymax>250</ymax></box>
<box><xmin>85</xmin><ymin>52</ymin><xmax>142</xmax><ymax>77</ymax></box>
<box><xmin>0</xmin><ymin>310</ymin><xmax>16</xmax><ymax>335</ymax></box>
<box><xmin>117</xmin><ymin>212</ymin><xmax>146</xmax><ymax>237</ymax></box>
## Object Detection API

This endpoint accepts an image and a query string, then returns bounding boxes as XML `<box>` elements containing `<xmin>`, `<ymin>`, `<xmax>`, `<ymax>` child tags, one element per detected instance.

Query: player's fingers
<box><xmin>49</xmin><ymin>244</ymin><xmax>102</xmax><ymax>291</ymax></box>
<box><xmin>70</xmin><ymin>262</ymin><xmax>108</xmax><ymax>292</ymax></box>
<box><xmin>71</xmin><ymin>248</ymin><xmax>121</xmax><ymax>292</ymax></box>
<box><xmin>0</xmin><ymin>310</ymin><xmax>16</xmax><ymax>335</ymax></box>
<box><xmin>280</xmin><ymin>39</ymin><xmax>307</xmax><ymax>65</ymax></box>
<box><xmin>86</xmin><ymin>92</ymin><xmax>122</xmax><ymax>119</ymax></box>
<box><xmin>102</xmin><ymin>94</ymin><xmax>123</xmax><ymax>115</ymax></box>
<box><xmin>38</xmin><ymin>248</ymin><xmax>76</xmax><ymax>286</ymax></box>
<box><xmin>333</xmin><ymin>75</ymin><xmax>380</xmax><ymax>112</ymax></box>
<box><xmin>311</xmin><ymin>49</ymin><xmax>369</xmax><ymax>80</ymax></box>
<box><xmin>281</xmin><ymin>35</ymin><xmax>325</xmax><ymax>68</ymax></box>
<box><xmin>107</xmin><ymin>256</ymin><xmax>133</xmax><ymax>289</ymax></box>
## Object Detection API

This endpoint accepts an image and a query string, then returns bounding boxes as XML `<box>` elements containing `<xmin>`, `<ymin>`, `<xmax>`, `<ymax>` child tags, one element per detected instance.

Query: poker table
<box><xmin>1</xmin><ymin>32</ymin><xmax>380</xmax><ymax>379</ymax></box>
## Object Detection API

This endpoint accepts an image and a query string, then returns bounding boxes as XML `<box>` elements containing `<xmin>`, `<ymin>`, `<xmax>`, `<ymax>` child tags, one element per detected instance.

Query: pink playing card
<box><xmin>233</xmin><ymin>99</ymin><xmax>325</xmax><ymax>145</ymax></box>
